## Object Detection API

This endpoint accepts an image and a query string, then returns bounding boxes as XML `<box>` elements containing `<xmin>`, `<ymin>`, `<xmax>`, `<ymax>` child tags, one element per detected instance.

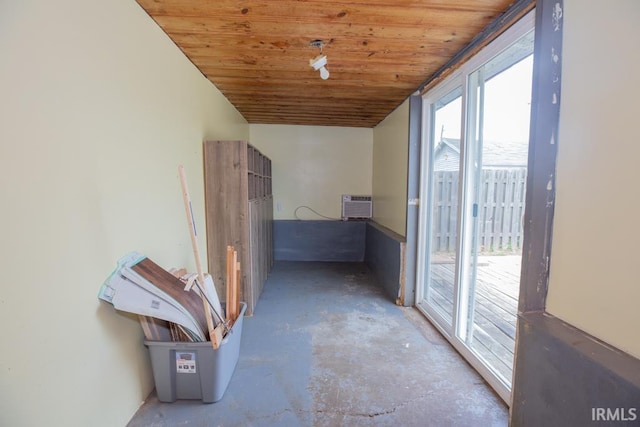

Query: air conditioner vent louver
<box><xmin>342</xmin><ymin>195</ymin><xmax>372</xmax><ymax>220</ymax></box>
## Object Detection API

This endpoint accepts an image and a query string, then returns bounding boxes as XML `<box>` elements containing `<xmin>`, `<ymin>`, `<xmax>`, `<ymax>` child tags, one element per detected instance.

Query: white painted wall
<box><xmin>372</xmin><ymin>100</ymin><xmax>410</xmax><ymax>236</ymax></box>
<box><xmin>546</xmin><ymin>0</ymin><xmax>640</xmax><ymax>359</ymax></box>
<box><xmin>250</xmin><ymin>124</ymin><xmax>373</xmax><ymax>220</ymax></box>
<box><xmin>0</xmin><ymin>0</ymin><xmax>248</xmax><ymax>426</ymax></box>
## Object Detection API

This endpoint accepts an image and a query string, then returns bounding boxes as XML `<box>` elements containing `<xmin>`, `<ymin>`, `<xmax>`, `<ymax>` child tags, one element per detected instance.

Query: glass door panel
<box><xmin>419</xmin><ymin>85</ymin><xmax>463</xmax><ymax>330</ymax></box>
<box><xmin>457</xmin><ymin>31</ymin><xmax>534</xmax><ymax>388</ymax></box>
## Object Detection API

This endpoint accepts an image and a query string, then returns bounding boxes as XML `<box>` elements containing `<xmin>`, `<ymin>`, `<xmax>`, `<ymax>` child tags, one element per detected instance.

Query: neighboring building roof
<box><xmin>434</xmin><ymin>137</ymin><xmax>528</xmax><ymax>171</ymax></box>
<box><xmin>433</xmin><ymin>141</ymin><xmax>460</xmax><ymax>171</ymax></box>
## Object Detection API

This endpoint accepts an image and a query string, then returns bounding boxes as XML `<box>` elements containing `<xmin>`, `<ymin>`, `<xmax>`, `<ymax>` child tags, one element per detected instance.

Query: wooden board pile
<box><xmin>98</xmin><ymin>165</ymin><xmax>241</xmax><ymax>350</ymax></box>
<box><xmin>98</xmin><ymin>248</ymin><xmax>241</xmax><ymax>348</ymax></box>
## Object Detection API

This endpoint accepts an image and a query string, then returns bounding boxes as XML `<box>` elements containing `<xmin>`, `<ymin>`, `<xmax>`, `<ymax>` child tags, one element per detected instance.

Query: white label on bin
<box><xmin>176</xmin><ymin>352</ymin><xmax>196</xmax><ymax>374</ymax></box>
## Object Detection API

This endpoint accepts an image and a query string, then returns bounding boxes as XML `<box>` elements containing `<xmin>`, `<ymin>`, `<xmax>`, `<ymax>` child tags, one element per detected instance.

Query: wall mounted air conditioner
<box><xmin>341</xmin><ymin>195</ymin><xmax>373</xmax><ymax>220</ymax></box>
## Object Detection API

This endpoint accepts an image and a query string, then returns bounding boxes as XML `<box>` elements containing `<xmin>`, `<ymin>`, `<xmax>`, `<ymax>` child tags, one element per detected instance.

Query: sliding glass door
<box><xmin>417</xmin><ymin>12</ymin><xmax>534</xmax><ymax>402</ymax></box>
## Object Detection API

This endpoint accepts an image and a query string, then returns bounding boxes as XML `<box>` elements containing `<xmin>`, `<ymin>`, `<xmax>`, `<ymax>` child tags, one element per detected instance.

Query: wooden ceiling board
<box><xmin>198</xmin><ymin>68</ymin><xmax>431</xmax><ymax>84</ymax></box>
<box><xmin>153</xmin><ymin>16</ymin><xmax>487</xmax><ymax>42</ymax></box>
<box><xmin>136</xmin><ymin>0</ymin><xmax>517</xmax><ymax>127</ymax></box>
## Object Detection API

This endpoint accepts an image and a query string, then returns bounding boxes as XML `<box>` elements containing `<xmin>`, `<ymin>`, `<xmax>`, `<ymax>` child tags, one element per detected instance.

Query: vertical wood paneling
<box><xmin>204</xmin><ymin>140</ymin><xmax>273</xmax><ymax>315</ymax></box>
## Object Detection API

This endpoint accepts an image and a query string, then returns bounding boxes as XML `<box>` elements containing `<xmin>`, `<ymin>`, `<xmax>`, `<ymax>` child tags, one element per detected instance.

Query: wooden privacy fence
<box><xmin>432</xmin><ymin>168</ymin><xmax>527</xmax><ymax>253</ymax></box>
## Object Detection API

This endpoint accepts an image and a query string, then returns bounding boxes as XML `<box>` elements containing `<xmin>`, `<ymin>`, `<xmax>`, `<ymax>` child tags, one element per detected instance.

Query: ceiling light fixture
<box><xmin>309</xmin><ymin>40</ymin><xmax>329</xmax><ymax>80</ymax></box>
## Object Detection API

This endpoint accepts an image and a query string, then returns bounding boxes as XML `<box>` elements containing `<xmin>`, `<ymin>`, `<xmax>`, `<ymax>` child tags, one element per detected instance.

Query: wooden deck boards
<box><xmin>425</xmin><ymin>254</ymin><xmax>521</xmax><ymax>384</ymax></box>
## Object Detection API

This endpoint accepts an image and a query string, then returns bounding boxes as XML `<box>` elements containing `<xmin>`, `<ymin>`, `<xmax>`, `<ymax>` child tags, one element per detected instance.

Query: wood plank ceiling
<box><xmin>136</xmin><ymin>0</ymin><xmax>517</xmax><ymax>128</ymax></box>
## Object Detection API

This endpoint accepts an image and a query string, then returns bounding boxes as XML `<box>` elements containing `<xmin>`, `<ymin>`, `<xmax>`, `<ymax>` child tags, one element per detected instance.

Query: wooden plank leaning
<box><xmin>226</xmin><ymin>246</ymin><xmax>241</xmax><ymax>325</ymax></box>
<box><xmin>235</xmin><ymin>258</ymin><xmax>241</xmax><ymax>322</ymax></box>
<box><xmin>178</xmin><ymin>165</ymin><xmax>223</xmax><ymax>349</ymax></box>
<box><xmin>226</xmin><ymin>246</ymin><xmax>236</xmax><ymax>324</ymax></box>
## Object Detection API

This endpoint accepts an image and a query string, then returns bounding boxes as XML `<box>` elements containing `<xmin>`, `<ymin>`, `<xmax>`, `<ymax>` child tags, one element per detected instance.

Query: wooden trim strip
<box><xmin>419</xmin><ymin>0</ymin><xmax>535</xmax><ymax>96</ymax></box>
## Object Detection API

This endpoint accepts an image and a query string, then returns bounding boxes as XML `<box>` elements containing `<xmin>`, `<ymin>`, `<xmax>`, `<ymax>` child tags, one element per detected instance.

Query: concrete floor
<box><xmin>127</xmin><ymin>262</ymin><xmax>508</xmax><ymax>426</ymax></box>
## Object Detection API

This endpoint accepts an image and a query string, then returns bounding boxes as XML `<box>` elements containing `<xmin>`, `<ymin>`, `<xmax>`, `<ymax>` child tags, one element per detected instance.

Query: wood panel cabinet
<box><xmin>203</xmin><ymin>140</ymin><xmax>273</xmax><ymax>316</ymax></box>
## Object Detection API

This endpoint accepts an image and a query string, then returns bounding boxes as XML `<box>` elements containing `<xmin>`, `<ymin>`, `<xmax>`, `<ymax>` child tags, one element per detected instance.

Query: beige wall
<box><xmin>0</xmin><ymin>0</ymin><xmax>248</xmax><ymax>426</ymax></box>
<box><xmin>372</xmin><ymin>100</ymin><xmax>410</xmax><ymax>236</ymax></box>
<box><xmin>546</xmin><ymin>0</ymin><xmax>640</xmax><ymax>359</ymax></box>
<box><xmin>250</xmin><ymin>124</ymin><xmax>373</xmax><ymax>220</ymax></box>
